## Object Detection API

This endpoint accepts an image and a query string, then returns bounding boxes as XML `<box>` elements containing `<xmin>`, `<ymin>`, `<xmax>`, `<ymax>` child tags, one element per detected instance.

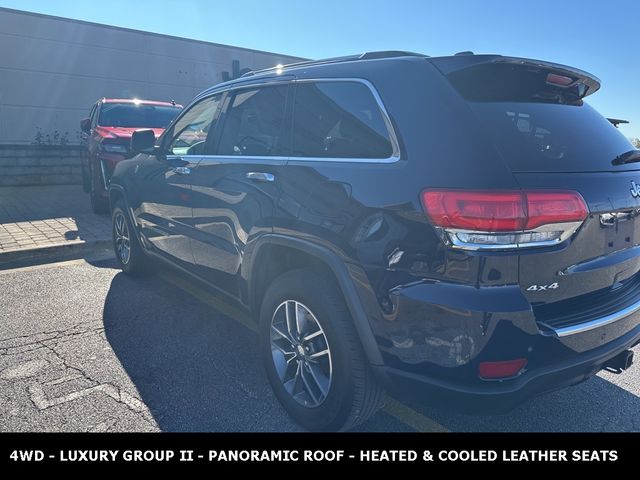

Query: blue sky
<box><xmin>2</xmin><ymin>0</ymin><xmax>639</xmax><ymax>138</ymax></box>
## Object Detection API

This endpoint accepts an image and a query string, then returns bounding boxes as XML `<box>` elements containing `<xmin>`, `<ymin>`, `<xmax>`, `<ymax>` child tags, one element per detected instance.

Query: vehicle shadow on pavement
<box><xmin>415</xmin><ymin>370</ymin><xmax>640</xmax><ymax>432</ymax></box>
<box><xmin>102</xmin><ymin>265</ymin><xmax>640</xmax><ymax>432</ymax></box>
<box><xmin>101</xmin><ymin>269</ymin><xmax>303</xmax><ymax>432</ymax></box>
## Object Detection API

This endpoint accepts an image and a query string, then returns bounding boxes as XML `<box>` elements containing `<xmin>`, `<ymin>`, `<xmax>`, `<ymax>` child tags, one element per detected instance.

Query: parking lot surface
<box><xmin>0</xmin><ymin>255</ymin><xmax>638</xmax><ymax>432</ymax></box>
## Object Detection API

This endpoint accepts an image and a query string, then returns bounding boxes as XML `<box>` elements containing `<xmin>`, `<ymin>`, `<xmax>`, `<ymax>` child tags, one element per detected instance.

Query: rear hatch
<box><xmin>431</xmin><ymin>55</ymin><xmax>640</xmax><ymax>331</ymax></box>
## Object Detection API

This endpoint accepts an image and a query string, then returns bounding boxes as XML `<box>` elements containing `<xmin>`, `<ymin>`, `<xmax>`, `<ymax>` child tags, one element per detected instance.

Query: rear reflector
<box><xmin>479</xmin><ymin>359</ymin><xmax>527</xmax><ymax>379</ymax></box>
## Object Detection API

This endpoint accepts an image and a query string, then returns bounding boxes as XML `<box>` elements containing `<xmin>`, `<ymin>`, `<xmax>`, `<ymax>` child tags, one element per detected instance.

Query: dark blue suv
<box><xmin>109</xmin><ymin>51</ymin><xmax>640</xmax><ymax>430</ymax></box>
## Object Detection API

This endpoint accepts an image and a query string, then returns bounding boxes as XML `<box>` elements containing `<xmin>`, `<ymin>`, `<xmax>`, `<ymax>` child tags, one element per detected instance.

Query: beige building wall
<box><xmin>0</xmin><ymin>7</ymin><xmax>304</xmax><ymax>144</ymax></box>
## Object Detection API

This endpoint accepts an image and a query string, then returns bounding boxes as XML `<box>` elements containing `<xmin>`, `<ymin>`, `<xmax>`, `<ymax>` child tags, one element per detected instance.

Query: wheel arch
<box><xmin>246</xmin><ymin>234</ymin><xmax>383</xmax><ymax>366</ymax></box>
<box><xmin>108</xmin><ymin>184</ymin><xmax>144</xmax><ymax>246</ymax></box>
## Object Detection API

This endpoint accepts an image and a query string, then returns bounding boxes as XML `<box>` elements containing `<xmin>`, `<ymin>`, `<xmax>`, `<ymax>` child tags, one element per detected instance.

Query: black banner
<box><xmin>0</xmin><ymin>432</ymin><xmax>636</xmax><ymax>471</ymax></box>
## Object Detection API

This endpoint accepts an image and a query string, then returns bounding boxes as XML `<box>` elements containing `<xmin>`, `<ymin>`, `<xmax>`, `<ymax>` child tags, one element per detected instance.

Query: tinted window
<box><xmin>217</xmin><ymin>85</ymin><xmax>288</xmax><ymax>156</ymax></box>
<box><xmin>467</xmin><ymin>102</ymin><xmax>635</xmax><ymax>173</ymax></box>
<box><xmin>443</xmin><ymin>63</ymin><xmax>636</xmax><ymax>172</ymax></box>
<box><xmin>292</xmin><ymin>82</ymin><xmax>393</xmax><ymax>159</ymax></box>
<box><xmin>98</xmin><ymin>103</ymin><xmax>181</xmax><ymax>128</ymax></box>
<box><xmin>168</xmin><ymin>95</ymin><xmax>222</xmax><ymax>156</ymax></box>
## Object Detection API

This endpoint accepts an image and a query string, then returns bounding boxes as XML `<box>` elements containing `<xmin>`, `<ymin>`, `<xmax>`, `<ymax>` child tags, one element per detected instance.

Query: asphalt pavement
<box><xmin>0</xmin><ymin>254</ymin><xmax>638</xmax><ymax>432</ymax></box>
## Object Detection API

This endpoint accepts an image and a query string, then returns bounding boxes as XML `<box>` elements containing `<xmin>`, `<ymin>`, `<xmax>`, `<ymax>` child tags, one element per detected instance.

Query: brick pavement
<box><xmin>0</xmin><ymin>185</ymin><xmax>111</xmax><ymax>254</ymax></box>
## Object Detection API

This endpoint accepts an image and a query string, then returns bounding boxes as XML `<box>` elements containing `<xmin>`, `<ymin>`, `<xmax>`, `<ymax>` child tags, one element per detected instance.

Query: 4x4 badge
<box><xmin>631</xmin><ymin>181</ymin><xmax>640</xmax><ymax>198</ymax></box>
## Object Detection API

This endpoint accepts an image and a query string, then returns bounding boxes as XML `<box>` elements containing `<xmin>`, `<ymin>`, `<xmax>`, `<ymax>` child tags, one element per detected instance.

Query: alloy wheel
<box><xmin>113</xmin><ymin>211</ymin><xmax>131</xmax><ymax>265</ymax></box>
<box><xmin>270</xmin><ymin>300</ymin><xmax>333</xmax><ymax>407</ymax></box>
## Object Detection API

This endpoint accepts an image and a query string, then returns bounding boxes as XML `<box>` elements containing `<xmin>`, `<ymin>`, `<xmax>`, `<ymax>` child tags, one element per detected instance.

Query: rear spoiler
<box><xmin>430</xmin><ymin>54</ymin><xmax>601</xmax><ymax>98</ymax></box>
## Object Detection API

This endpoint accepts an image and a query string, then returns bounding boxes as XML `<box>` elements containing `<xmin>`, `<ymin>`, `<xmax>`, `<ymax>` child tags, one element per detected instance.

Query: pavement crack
<box><xmin>0</xmin><ymin>322</ymin><xmax>103</xmax><ymax>353</ymax></box>
<box><xmin>28</xmin><ymin>336</ymin><xmax>155</xmax><ymax>424</ymax></box>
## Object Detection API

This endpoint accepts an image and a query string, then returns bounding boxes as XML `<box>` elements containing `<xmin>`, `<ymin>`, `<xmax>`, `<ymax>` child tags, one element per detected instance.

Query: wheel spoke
<box><xmin>306</xmin><ymin>362</ymin><xmax>330</xmax><ymax>398</ymax></box>
<box><xmin>300</xmin><ymin>363</ymin><xmax>320</xmax><ymax>405</ymax></box>
<box><xmin>271</xmin><ymin>340</ymin><xmax>295</xmax><ymax>358</ymax></box>
<box><xmin>295</xmin><ymin>302</ymin><xmax>309</xmax><ymax>338</ymax></box>
<box><xmin>302</xmin><ymin>329</ymin><xmax>323</xmax><ymax>342</ymax></box>
<box><xmin>283</xmin><ymin>361</ymin><xmax>301</xmax><ymax>395</ymax></box>
<box><xmin>309</xmin><ymin>349</ymin><xmax>329</xmax><ymax>360</ymax></box>
<box><xmin>272</xmin><ymin>325</ymin><xmax>294</xmax><ymax>344</ymax></box>
<box><xmin>285</xmin><ymin>301</ymin><xmax>297</xmax><ymax>341</ymax></box>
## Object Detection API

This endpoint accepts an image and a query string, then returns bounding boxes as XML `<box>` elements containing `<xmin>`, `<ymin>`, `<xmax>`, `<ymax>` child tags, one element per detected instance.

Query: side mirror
<box><xmin>80</xmin><ymin>118</ymin><xmax>91</xmax><ymax>133</ymax></box>
<box><xmin>131</xmin><ymin>129</ymin><xmax>156</xmax><ymax>154</ymax></box>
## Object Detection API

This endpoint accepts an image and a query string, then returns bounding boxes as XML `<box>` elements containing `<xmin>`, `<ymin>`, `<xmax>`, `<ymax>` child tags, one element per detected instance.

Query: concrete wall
<box><xmin>0</xmin><ymin>7</ymin><xmax>304</xmax><ymax>145</ymax></box>
<box><xmin>0</xmin><ymin>145</ymin><xmax>84</xmax><ymax>186</ymax></box>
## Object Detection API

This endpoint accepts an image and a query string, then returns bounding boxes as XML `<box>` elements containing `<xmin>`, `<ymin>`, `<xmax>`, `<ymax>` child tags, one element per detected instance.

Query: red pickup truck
<box><xmin>80</xmin><ymin>98</ymin><xmax>182</xmax><ymax>213</ymax></box>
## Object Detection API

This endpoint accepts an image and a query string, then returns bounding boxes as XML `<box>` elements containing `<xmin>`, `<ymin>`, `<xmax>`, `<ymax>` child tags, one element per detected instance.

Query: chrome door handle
<box><xmin>246</xmin><ymin>172</ymin><xmax>275</xmax><ymax>182</ymax></box>
<box><xmin>172</xmin><ymin>166</ymin><xmax>191</xmax><ymax>175</ymax></box>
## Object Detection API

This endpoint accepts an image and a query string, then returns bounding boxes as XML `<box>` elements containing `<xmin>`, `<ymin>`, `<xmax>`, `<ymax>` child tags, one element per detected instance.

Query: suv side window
<box><xmin>216</xmin><ymin>85</ymin><xmax>289</xmax><ymax>157</ymax></box>
<box><xmin>292</xmin><ymin>81</ymin><xmax>394</xmax><ymax>159</ymax></box>
<box><xmin>167</xmin><ymin>94</ymin><xmax>223</xmax><ymax>156</ymax></box>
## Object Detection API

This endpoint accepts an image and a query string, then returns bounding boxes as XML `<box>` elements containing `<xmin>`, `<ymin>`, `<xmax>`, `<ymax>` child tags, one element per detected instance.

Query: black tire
<box><xmin>259</xmin><ymin>269</ymin><xmax>384</xmax><ymax>431</ymax></box>
<box><xmin>81</xmin><ymin>161</ymin><xmax>91</xmax><ymax>193</ymax></box>
<box><xmin>111</xmin><ymin>201</ymin><xmax>150</xmax><ymax>276</ymax></box>
<box><xmin>89</xmin><ymin>163</ymin><xmax>109</xmax><ymax>214</ymax></box>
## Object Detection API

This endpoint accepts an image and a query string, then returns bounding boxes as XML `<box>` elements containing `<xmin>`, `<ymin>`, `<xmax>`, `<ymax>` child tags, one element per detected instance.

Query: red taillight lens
<box><xmin>478</xmin><ymin>359</ymin><xmax>527</xmax><ymax>379</ymax></box>
<box><xmin>422</xmin><ymin>191</ymin><xmax>525</xmax><ymax>231</ymax></box>
<box><xmin>546</xmin><ymin>73</ymin><xmax>574</xmax><ymax>86</ymax></box>
<box><xmin>525</xmin><ymin>192</ymin><xmax>588</xmax><ymax>230</ymax></box>
<box><xmin>421</xmin><ymin>190</ymin><xmax>587</xmax><ymax>232</ymax></box>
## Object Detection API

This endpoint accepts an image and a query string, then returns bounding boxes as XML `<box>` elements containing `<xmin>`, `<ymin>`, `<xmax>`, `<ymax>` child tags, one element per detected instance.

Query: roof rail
<box><xmin>240</xmin><ymin>50</ymin><xmax>428</xmax><ymax>78</ymax></box>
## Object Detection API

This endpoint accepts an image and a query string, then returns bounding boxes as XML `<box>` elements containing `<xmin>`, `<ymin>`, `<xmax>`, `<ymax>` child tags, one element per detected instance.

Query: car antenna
<box><xmin>170</xmin><ymin>99</ymin><xmax>176</xmax><ymax>106</ymax></box>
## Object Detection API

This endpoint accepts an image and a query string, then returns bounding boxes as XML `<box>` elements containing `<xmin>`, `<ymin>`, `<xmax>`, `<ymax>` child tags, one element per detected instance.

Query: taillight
<box><xmin>421</xmin><ymin>190</ymin><xmax>588</xmax><ymax>250</ymax></box>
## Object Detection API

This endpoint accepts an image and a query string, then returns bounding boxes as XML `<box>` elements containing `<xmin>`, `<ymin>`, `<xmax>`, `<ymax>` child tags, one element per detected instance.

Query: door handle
<box><xmin>246</xmin><ymin>172</ymin><xmax>275</xmax><ymax>182</ymax></box>
<box><xmin>172</xmin><ymin>166</ymin><xmax>191</xmax><ymax>175</ymax></box>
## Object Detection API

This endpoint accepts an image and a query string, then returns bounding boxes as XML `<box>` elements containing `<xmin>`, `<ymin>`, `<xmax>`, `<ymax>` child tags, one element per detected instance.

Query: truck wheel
<box><xmin>90</xmin><ymin>181</ymin><xmax>109</xmax><ymax>214</ymax></box>
<box><xmin>259</xmin><ymin>269</ymin><xmax>384</xmax><ymax>431</ymax></box>
<box><xmin>81</xmin><ymin>161</ymin><xmax>91</xmax><ymax>193</ymax></box>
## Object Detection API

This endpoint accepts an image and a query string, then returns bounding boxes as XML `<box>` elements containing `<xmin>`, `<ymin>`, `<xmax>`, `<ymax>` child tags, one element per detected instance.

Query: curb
<box><xmin>0</xmin><ymin>239</ymin><xmax>113</xmax><ymax>268</ymax></box>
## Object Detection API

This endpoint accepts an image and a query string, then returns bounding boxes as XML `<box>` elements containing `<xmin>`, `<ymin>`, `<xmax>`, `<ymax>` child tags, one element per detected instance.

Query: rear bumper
<box><xmin>377</xmin><ymin>322</ymin><xmax>640</xmax><ymax>412</ymax></box>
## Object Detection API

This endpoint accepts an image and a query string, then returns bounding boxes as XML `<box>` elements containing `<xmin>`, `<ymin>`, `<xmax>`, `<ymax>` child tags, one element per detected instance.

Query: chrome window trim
<box><xmin>207</xmin><ymin>78</ymin><xmax>294</xmax><ymax>94</ymax></box>
<box><xmin>290</xmin><ymin>78</ymin><xmax>401</xmax><ymax>162</ymax></box>
<box><xmin>191</xmin><ymin>77</ymin><xmax>401</xmax><ymax>164</ymax></box>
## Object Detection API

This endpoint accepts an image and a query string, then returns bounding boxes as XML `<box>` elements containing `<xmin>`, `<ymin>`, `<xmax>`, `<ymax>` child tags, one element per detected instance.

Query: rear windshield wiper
<box><xmin>612</xmin><ymin>150</ymin><xmax>640</xmax><ymax>165</ymax></box>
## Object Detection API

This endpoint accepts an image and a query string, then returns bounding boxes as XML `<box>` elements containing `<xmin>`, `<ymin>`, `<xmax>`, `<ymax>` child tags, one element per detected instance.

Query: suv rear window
<box><xmin>445</xmin><ymin>64</ymin><xmax>635</xmax><ymax>172</ymax></box>
<box><xmin>291</xmin><ymin>81</ymin><xmax>394</xmax><ymax>159</ymax></box>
